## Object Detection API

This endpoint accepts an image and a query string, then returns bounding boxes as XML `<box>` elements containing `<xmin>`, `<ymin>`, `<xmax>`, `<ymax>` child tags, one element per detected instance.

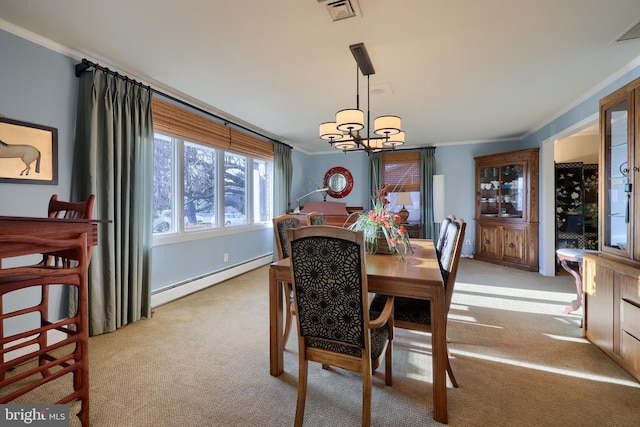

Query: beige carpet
<box><xmin>5</xmin><ymin>258</ymin><xmax>640</xmax><ymax>426</ymax></box>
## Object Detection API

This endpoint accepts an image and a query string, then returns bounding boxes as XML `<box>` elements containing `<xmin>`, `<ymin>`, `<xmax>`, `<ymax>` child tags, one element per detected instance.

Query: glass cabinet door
<box><xmin>500</xmin><ymin>164</ymin><xmax>524</xmax><ymax>219</ymax></box>
<box><xmin>479</xmin><ymin>164</ymin><xmax>525</xmax><ymax>218</ymax></box>
<box><xmin>479</xmin><ymin>167</ymin><xmax>499</xmax><ymax>216</ymax></box>
<box><xmin>602</xmin><ymin>97</ymin><xmax>630</xmax><ymax>256</ymax></box>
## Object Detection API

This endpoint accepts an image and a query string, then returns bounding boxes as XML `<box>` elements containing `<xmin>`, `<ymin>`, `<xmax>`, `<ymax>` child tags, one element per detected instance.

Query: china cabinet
<box><xmin>583</xmin><ymin>76</ymin><xmax>640</xmax><ymax>382</ymax></box>
<box><xmin>474</xmin><ymin>148</ymin><xmax>539</xmax><ymax>271</ymax></box>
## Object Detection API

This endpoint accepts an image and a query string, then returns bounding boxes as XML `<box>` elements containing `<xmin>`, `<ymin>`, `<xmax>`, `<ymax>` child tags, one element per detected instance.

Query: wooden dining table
<box><xmin>268</xmin><ymin>239</ymin><xmax>449</xmax><ymax>424</ymax></box>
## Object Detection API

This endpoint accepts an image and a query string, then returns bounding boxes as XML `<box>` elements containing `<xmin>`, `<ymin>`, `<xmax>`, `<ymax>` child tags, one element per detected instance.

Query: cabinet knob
<box><xmin>485</xmin><ymin>239</ymin><xmax>491</xmax><ymax>244</ymax></box>
<box><xmin>509</xmin><ymin>242</ymin><xmax>515</xmax><ymax>248</ymax></box>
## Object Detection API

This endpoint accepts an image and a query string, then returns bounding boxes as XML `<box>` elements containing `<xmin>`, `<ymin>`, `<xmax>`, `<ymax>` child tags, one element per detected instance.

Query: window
<box><xmin>382</xmin><ymin>151</ymin><xmax>420</xmax><ymax>222</ymax></box>
<box><xmin>152</xmin><ymin>98</ymin><xmax>274</xmax><ymax>237</ymax></box>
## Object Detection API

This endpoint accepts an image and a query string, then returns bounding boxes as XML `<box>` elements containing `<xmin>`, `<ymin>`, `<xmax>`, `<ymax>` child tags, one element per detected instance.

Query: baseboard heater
<box><xmin>150</xmin><ymin>254</ymin><xmax>273</xmax><ymax>308</ymax></box>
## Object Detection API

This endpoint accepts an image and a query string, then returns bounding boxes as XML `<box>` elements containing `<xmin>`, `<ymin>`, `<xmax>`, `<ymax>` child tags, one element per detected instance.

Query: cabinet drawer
<box><xmin>621</xmin><ymin>299</ymin><xmax>640</xmax><ymax>339</ymax></box>
<box><xmin>621</xmin><ymin>331</ymin><xmax>640</xmax><ymax>374</ymax></box>
<box><xmin>621</xmin><ymin>274</ymin><xmax>640</xmax><ymax>306</ymax></box>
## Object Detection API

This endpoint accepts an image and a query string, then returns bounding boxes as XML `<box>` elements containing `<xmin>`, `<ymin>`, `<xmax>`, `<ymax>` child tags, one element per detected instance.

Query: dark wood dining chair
<box><xmin>42</xmin><ymin>194</ymin><xmax>96</xmax><ymax>267</ymax></box>
<box><xmin>372</xmin><ymin>216</ymin><xmax>466</xmax><ymax>387</ymax></box>
<box><xmin>306</xmin><ymin>211</ymin><xmax>327</xmax><ymax>225</ymax></box>
<box><xmin>272</xmin><ymin>214</ymin><xmax>302</xmax><ymax>345</ymax></box>
<box><xmin>288</xmin><ymin>225</ymin><xmax>394</xmax><ymax>427</ymax></box>
<box><xmin>0</xmin><ymin>233</ymin><xmax>90</xmax><ymax>427</ymax></box>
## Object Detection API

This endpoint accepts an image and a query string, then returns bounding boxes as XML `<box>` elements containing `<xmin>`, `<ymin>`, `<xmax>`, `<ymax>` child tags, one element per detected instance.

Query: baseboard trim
<box><xmin>150</xmin><ymin>255</ymin><xmax>273</xmax><ymax>308</ymax></box>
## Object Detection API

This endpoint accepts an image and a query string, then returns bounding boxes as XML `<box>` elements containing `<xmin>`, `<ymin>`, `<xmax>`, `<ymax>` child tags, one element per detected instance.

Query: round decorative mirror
<box><xmin>324</xmin><ymin>166</ymin><xmax>353</xmax><ymax>199</ymax></box>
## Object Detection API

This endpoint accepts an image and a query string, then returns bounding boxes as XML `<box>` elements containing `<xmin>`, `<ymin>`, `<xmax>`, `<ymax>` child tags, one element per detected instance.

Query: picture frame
<box><xmin>0</xmin><ymin>116</ymin><xmax>58</xmax><ymax>185</ymax></box>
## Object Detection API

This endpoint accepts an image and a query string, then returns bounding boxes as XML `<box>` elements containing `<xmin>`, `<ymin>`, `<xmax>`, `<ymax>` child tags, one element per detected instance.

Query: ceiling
<box><xmin>1</xmin><ymin>0</ymin><xmax>640</xmax><ymax>154</ymax></box>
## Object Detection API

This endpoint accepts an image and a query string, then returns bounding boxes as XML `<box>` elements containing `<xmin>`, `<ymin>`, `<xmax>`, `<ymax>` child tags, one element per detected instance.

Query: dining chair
<box><xmin>42</xmin><ymin>194</ymin><xmax>96</xmax><ymax>267</ymax></box>
<box><xmin>27</xmin><ymin>194</ymin><xmax>95</xmax><ymax>379</ymax></box>
<box><xmin>306</xmin><ymin>211</ymin><xmax>327</xmax><ymax>225</ymax></box>
<box><xmin>435</xmin><ymin>214</ymin><xmax>455</xmax><ymax>259</ymax></box>
<box><xmin>0</xmin><ymin>233</ymin><xmax>90</xmax><ymax>427</ymax></box>
<box><xmin>272</xmin><ymin>214</ymin><xmax>302</xmax><ymax>345</ymax></box>
<box><xmin>371</xmin><ymin>216</ymin><xmax>466</xmax><ymax>388</ymax></box>
<box><xmin>288</xmin><ymin>225</ymin><xmax>394</xmax><ymax>427</ymax></box>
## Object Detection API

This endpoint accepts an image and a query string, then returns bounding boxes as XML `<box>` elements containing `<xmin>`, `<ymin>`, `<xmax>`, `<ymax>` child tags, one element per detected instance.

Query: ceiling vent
<box><xmin>616</xmin><ymin>18</ymin><xmax>640</xmax><ymax>42</ymax></box>
<box><xmin>318</xmin><ymin>0</ymin><xmax>360</xmax><ymax>22</ymax></box>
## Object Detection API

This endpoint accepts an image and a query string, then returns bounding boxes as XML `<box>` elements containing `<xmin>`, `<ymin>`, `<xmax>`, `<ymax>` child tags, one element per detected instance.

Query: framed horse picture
<box><xmin>0</xmin><ymin>117</ymin><xmax>58</xmax><ymax>185</ymax></box>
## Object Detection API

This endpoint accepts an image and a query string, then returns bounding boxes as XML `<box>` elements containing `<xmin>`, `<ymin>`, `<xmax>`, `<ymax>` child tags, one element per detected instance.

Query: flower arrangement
<box><xmin>349</xmin><ymin>183</ymin><xmax>411</xmax><ymax>260</ymax></box>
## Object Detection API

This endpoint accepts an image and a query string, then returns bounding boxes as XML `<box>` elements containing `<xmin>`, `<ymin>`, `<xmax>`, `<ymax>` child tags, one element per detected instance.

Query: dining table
<box><xmin>268</xmin><ymin>238</ymin><xmax>449</xmax><ymax>424</ymax></box>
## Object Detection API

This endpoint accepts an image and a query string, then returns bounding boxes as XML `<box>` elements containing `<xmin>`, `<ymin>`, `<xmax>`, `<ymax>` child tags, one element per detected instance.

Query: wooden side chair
<box><xmin>43</xmin><ymin>194</ymin><xmax>96</xmax><ymax>267</ymax></box>
<box><xmin>306</xmin><ymin>211</ymin><xmax>327</xmax><ymax>225</ymax></box>
<box><xmin>288</xmin><ymin>225</ymin><xmax>394</xmax><ymax>427</ymax></box>
<box><xmin>272</xmin><ymin>214</ymin><xmax>302</xmax><ymax>345</ymax></box>
<box><xmin>0</xmin><ymin>233</ymin><xmax>90</xmax><ymax>427</ymax></box>
<box><xmin>372</xmin><ymin>216</ymin><xmax>466</xmax><ymax>388</ymax></box>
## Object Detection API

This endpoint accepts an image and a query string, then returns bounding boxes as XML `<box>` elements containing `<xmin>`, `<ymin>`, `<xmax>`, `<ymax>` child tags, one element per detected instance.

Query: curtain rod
<box><xmin>74</xmin><ymin>58</ymin><xmax>291</xmax><ymax>148</ymax></box>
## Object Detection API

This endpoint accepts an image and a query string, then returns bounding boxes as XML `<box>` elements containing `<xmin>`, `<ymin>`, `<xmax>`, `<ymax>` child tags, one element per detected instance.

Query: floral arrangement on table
<box><xmin>349</xmin><ymin>183</ymin><xmax>411</xmax><ymax>260</ymax></box>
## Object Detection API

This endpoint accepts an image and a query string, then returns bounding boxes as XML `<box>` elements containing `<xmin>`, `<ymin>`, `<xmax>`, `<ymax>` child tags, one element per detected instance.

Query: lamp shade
<box><xmin>361</xmin><ymin>138</ymin><xmax>384</xmax><ymax>151</ymax></box>
<box><xmin>334</xmin><ymin>139</ymin><xmax>357</xmax><ymax>150</ymax></box>
<box><xmin>396</xmin><ymin>192</ymin><xmax>413</xmax><ymax>206</ymax></box>
<box><xmin>336</xmin><ymin>109</ymin><xmax>364</xmax><ymax>131</ymax></box>
<box><xmin>384</xmin><ymin>131</ymin><xmax>405</xmax><ymax>148</ymax></box>
<box><xmin>319</xmin><ymin>122</ymin><xmax>343</xmax><ymax>141</ymax></box>
<box><xmin>374</xmin><ymin>115</ymin><xmax>401</xmax><ymax>136</ymax></box>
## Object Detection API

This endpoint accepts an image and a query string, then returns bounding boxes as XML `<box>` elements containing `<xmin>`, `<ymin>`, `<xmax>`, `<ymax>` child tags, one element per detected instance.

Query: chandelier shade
<box><xmin>319</xmin><ymin>122</ymin><xmax>344</xmax><ymax>141</ymax></box>
<box><xmin>336</xmin><ymin>109</ymin><xmax>365</xmax><ymax>131</ymax></box>
<box><xmin>374</xmin><ymin>115</ymin><xmax>401</xmax><ymax>136</ymax></box>
<box><xmin>334</xmin><ymin>139</ymin><xmax>358</xmax><ymax>150</ymax></box>
<box><xmin>384</xmin><ymin>131</ymin><xmax>405</xmax><ymax>148</ymax></box>
<box><xmin>318</xmin><ymin>43</ymin><xmax>406</xmax><ymax>154</ymax></box>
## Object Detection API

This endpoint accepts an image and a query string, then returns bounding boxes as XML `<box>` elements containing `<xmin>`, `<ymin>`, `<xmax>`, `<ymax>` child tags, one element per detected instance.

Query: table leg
<box><xmin>559</xmin><ymin>259</ymin><xmax>583</xmax><ymax>314</ymax></box>
<box><xmin>431</xmin><ymin>288</ymin><xmax>448</xmax><ymax>424</ymax></box>
<box><xmin>269</xmin><ymin>267</ymin><xmax>284</xmax><ymax>376</ymax></box>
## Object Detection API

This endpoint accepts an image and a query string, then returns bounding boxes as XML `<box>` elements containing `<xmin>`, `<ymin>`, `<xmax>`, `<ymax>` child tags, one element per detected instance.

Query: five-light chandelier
<box><xmin>319</xmin><ymin>43</ymin><xmax>405</xmax><ymax>153</ymax></box>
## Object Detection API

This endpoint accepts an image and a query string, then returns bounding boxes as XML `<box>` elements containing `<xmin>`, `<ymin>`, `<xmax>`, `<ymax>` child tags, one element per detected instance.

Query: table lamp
<box><xmin>396</xmin><ymin>192</ymin><xmax>413</xmax><ymax>223</ymax></box>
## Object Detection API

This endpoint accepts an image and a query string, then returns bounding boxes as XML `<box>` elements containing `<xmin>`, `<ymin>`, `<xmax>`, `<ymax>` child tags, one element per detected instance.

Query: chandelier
<box><xmin>319</xmin><ymin>43</ymin><xmax>405</xmax><ymax>153</ymax></box>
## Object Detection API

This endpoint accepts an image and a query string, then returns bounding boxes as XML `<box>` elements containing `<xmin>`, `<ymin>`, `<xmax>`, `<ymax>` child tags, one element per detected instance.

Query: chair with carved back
<box><xmin>371</xmin><ymin>216</ymin><xmax>466</xmax><ymax>388</ymax></box>
<box><xmin>0</xmin><ymin>233</ymin><xmax>90</xmax><ymax>427</ymax></box>
<box><xmin>306</xmin><ymin>211</ymin><xmax>327</xmax><ymax>225</ymax></box>
<box><xmin>288</xmin><ymin>225</ymin><xmax>394</xmax><ymax>427</ymax></box>
<box><xmin>272</xmin><ymin>214</ymin><xmax>302</xmax><ymax>345</ymax></box>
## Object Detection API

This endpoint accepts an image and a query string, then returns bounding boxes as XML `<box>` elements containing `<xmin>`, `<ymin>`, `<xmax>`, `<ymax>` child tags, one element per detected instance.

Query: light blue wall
<box><xmin>291</xmin><ymin>150</ymin><xmax>370</xmax><ymax>210</ymax></box>
<box><xmin>0</xmin><ymin>29</ymin><xmax>77</xmax><ymax>213</ymax></box>
<box><xmin>3</xmin><ymin>26</ymin><xmax>640</xmax><ymax>286</ymax></box>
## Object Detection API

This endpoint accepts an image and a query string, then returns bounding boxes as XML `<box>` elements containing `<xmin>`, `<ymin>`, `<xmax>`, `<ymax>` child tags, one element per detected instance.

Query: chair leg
<box><xmin>446</xmin><ymin>343</ymin><xmax>458</xmax><ymax>388</ymax></box>
<box><xmin>362</xmin><ymin>365</ymin><xmax>372</xmax><ymax>427</ymax></box>
<box><xmin>384</xmin><ymin>342</ymin><xmax>392</xmax><ymax>386</ymax></box>
<box><xmin>294</xmin><ymin>359</ymin><xmax>308</xmax><ymax>427</ymax></box>
<box><xmin>283</xmin><ymin>283</ymin><xmax>293</xmax><ymax>345</ymax></box>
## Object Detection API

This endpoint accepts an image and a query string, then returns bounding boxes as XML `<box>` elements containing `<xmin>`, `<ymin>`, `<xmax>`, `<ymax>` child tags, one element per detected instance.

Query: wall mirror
<box><xmin>324</xmin><ymin>166</ymin><xmax>353</xmax><ymax>198</ymax></box>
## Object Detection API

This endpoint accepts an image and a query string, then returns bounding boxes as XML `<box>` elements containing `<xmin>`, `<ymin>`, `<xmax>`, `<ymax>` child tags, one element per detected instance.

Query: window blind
<box><xmin>152</xmin><ymin>98</ymin><xmax>273</xmax><ymax>160</ymax></box>
<box><xmin>382</xmin><ymin>151</ymin><xmax>420</xmax><ymax>192</ymax></box>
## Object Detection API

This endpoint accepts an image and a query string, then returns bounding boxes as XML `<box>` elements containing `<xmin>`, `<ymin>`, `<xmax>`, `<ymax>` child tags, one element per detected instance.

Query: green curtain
<box><xmin>72</xmin><ymin>70</ymin><xmax>154</xmax><ymax>336</ymax></box>
<box><xmin>420</xmin><ymin>147</ymin><xmax>437</xmax><ymax>239</ymax></box>
<box><xmin>368</xmin><ymin>152</ymin><xmax>382</xmax><ymax>210</ymax></box>
<box><xmin>274</xmin><ymin>142</ymin><xmax>293</xmax><ymax>215</ymax></box>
